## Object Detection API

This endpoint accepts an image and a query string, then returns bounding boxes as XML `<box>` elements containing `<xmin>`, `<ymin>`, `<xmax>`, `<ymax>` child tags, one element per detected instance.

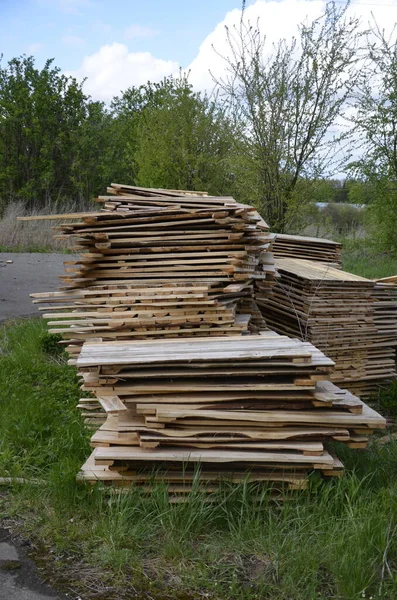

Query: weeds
<box><xmin>39</xmin><ymin>332</ymin><xmax>64</xmax><ymax>357</ymax></box>
<box><xmin>1</xmin><ymin>319</ymin><xmax>397</xmax><ymax>598</ymax></box>
<box><xmin>341</xmin><ymin>238</ymin><xmax>397</xmax><ymax>279</ymax></box>
<box><xmin>0</xmin><ymin>201</ymin><xmax>91</xmax><ymax>252</ymax></box>
<box><xmin>376</xmin><ymin>383</ymin><xmax>397</xmax><ymax>418</ymax></box>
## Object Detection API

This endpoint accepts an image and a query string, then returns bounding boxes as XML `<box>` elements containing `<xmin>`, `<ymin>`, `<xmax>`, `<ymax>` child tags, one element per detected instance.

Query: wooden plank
<box><xmin>93</xmin><ymin>446</ymin><xmax>335</xmax><ymax>466</ymax></box>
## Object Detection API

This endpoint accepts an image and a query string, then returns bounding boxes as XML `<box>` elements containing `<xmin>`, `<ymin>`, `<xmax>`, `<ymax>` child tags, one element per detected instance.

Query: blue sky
<box><xmin>2</xmin><ymin>0</ymin><xmax>397</xmax><ymax>102</ymax></box>
<box><xmin>1</xmin><ymin>0</ymin><xmax>245</xmax><ymax>71</ymax></box>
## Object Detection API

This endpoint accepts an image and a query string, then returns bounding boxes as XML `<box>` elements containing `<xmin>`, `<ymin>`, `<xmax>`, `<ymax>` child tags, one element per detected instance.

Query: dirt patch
<box><xmin>0</xmin><ymin>526</ymin><xmax>67</xmax><ymax>599</ymax></box>
<box><xmin>0</xmin><ymin>518</ymin><xmax>202</xmax><ymax>600</ymax></box>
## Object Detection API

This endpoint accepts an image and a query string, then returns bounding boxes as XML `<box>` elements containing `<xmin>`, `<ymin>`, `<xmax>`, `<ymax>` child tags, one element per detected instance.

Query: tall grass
<box><xmin>342</xmin><ymin>238</ymin><xmax>397</xmax><ymax>279</ymax></box>
<box><xmin>1</xmin><ymin>319</ymin><xmax>397</xmax><ymax>599</ymax></box>
<box><xmin>0</xmin><ymin>200</ymin><xmax>91</xmax><ymax>252</ymax></box>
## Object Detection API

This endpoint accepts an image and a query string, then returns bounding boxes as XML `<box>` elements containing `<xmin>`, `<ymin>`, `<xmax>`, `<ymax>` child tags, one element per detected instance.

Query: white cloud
<box><xmin>187</xmin><ymin>0</ymin><xmax>324</xmax><ymax>91</ymax></box>
<box><xmin>187</xmin><ymin>0</ymin><xmax>397</xmax><ymax>92</ymax></box>
<box><xmin>66</xmin><ymin>0</ymin><xmax>397</xmax><ymax>104</ymax></box>
<box><xmin>66</xmin><ymin>42</ymin><xmax>179</xmax><ymax>101</ymax></box>
<box><xmin>124</xmin><ymin>24</ymin><xmax>158</xmax><ymax>39</ymax></box>
<box><xmin>62</xmin><ymin>35</ymin><xmax>86</xmax><ymax>47</ymax></box>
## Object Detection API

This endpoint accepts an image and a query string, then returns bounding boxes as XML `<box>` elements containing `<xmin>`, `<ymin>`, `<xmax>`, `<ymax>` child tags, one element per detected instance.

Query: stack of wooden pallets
<box><xmin>373</xmin><ymin>277</ymin><xmax>397</xmax><ymax>391</ymax></box>
<box><xmin>29</xmin><ymin>186</ymin><xmax>276</xmax><ymax>355</ymax></box>
<box><xmin>22</xmin><ymin>184</ymin><xmax>388</xmax><ymax>497</ymax></box>
<box><xmin>367</xmin><ymin>281</ymin><xmax>397</xmax><ymax>395</ymax></box>
<box><xmin>99</xmin><ymin>182</ymin><xmax>212</xmax><ymax>203</ymax></box>
<box><xmin>258</xmin><ymin>257</ymin><xmax>397</xmax><ymax>396</ymax></box>
<box><xmin>75</xmin><ymin>332</ymin><xmax>385</xmax><ymax>492</ymax></box>
<box><xmin>272</xmin><ymin>233</ymin><xmax>342</xmax><ymax>267</ymax></box>
<box><xmin>31</xmin><ymin>282</ymin><xmax>267</xmax><ymax>358</ymax></box>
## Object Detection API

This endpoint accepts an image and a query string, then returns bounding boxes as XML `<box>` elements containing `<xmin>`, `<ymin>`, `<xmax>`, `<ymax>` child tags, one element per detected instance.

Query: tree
<box><xmin>214</xmin><ymin>2</ymin><xmax>362</xmax><ymax>231</ymax></box>
<box><xmin>0</xmin><ymin>58</ymin><xmax>236</xmax><ymax>210</ymax></box>
<box><xmin>309</xmin><ymin>179</ymin><xmax>341</xmax><ymax>205</ymax></box>
<box><xmin>351</xmin><ymin>23</ymin><xmax>397</xmax><ymax>251</ymax></box>
<box><xmin>346</xmin><ymin>179</ymin><xmax>373</xmax><ymax>206</ymax></box>
<box><xmin>70</xmin><ymin>100</ymin><xmax>116</xmax><ymax>202</ymax></box>
<box><xmin>117</xmin><ymin>74</ymin><xmax>236</xmax><ymax>195</ymax></box>
<box><xmin>109</xmin><ymin>84</ymin><xmax>154</xmax><ymax>186</ymax></box>
<box><xmin>0</xmin><ymin>55</ymin><xmax>111</xmax><ymax>210</ymax></box>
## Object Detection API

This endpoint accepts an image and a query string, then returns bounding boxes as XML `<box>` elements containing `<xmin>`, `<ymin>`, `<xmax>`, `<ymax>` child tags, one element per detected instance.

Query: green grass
<box><xmin>341</xmin><ymin>239</ymin><xmax>397</xmax><ymax>279</ymax></box>
<box><xmin>1</xmin><ymin>319</ymin><xmax>397</xmax><ymax>599</ymax></box>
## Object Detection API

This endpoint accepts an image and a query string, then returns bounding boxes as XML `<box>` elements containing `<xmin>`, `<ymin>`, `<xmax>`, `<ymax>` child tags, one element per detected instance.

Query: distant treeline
<box><xmin>0</xmin><ymin>56</ymin><xmax>370</xmax><ymax>218</ymax></box>
<box><xmin>0</xmin><ymin>57</ymin><xmax>236</xmax><ymax>211</ymax></box>
<box><xmin>1</xmin><ymin>2</ymin><xmax>397</xmax><ymax>246</ymax></box>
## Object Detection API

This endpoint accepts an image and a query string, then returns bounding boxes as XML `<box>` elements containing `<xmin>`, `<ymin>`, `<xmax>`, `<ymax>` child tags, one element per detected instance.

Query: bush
<box><xmin>322</xmin><ymin>203</ymin><xmax>366</xmax><ymax>236</ymax></box>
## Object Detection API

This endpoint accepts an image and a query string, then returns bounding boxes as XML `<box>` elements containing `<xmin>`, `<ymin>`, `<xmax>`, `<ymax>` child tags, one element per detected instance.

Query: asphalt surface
<box><xmin>0</xmin><ymin>529</ymin><xmax>65</xmax><ymax>600</ymax></box>
<box><xmin>0</xmin><ymin>253</ymin><xmax>77</xmax><ymax>323</ymax></box>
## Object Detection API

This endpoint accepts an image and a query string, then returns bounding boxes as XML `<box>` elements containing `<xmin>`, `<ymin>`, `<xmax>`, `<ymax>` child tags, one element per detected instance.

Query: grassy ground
<box><xmin>341</xmin><ymin>239</ymin><xmax>397</xmax><ymax>279</ymax></box>
<box><xmin>1</xmin><ymin>318</ymin><xmax>397</xmax><ymax>599</ymax></box>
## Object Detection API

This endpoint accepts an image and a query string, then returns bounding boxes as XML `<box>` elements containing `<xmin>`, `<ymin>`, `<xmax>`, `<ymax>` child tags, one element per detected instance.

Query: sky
<box><xmin>2</xmin><ymin>0</ymin><xmax>397</xmax><ymax>102</ymax></box>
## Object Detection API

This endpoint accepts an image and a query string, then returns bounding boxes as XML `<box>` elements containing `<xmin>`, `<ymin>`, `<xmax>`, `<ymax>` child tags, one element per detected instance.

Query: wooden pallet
<box><xmin>75</xmin><ymin>333</ymin><xmax>385</xmax><ymax>488</ymax></box>
<box><xmin>257</xmin><ymin>258</ymin><xmax>397</xmax><ymax>396</ymax></box>
<box><xmin>21</xmin><ymin>184</ymin><xmax>389</xmax><ymax>494</ymax></box>
<box><xmin>29</xmin><ymin>188</ymin><xmax>276</xmax><ymax>352</ymax></box>
<box><xmin>272</xmin><ymin>234</ymin><xmax>342</xmax><ymax>266</ymax></box>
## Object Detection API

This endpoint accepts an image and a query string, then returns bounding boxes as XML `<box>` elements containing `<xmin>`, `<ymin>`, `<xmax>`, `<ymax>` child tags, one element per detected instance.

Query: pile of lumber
<box><xmin>22</xmin><ymin>184</ymin><xmax>389</xmax><ymax>496</ymax></box>
<box><xmin>369</xmin><ymin>281</ymin><xmax>397</xmax><ymax>395</ymax></box>
<box><xmin>75</xmin><ymin>332</ymin><xmax>385</xmax><ymax>492</ymax></box>
<box><xmin>373</xmin><ymin>275</ymin><xmax>397</xmax><ymax>395</ymax></box>
<box><xmin>29</xmin><ymin>185</ymin><xmax>276</xmax><ymax>355</ymax></box>
<box><xmin>257</xmin><ymin>257</ymin><xmax>397</xmax><ymax>396</ymax></box>
<box><xmin>273</xmin><ymin>233</ymin><xmax>342</xmax><ymax>267</ymax></box>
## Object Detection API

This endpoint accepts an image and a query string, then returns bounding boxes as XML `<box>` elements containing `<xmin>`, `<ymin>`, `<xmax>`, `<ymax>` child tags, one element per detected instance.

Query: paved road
<box><xmin>0</xmin><ymin>530</ymin><xmax>65</xmax><ymax>600</ymax></box>
<box><xmin>0</xmin><ymin>253</ymin><xmax>77</xmax><ymax>323</ymax></box>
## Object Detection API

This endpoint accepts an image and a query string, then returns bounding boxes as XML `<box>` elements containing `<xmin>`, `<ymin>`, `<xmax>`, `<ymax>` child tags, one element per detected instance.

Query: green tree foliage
<box><xmin>69</xmin><ymin>101</ymin><xmax>115</xmax><ymax>201</ymax></box>
<box><xmin>346</xmin><ymin>180</ymin><xmax>373</xmax><ymax>205</ymax></box>
<box><xmin>0</xmin><ymin>55</ymin><xmax>113</xmax><ymax>210</ymax></box>
<box><xmin>0</xmin><ymin>58</ymin><xmax>236</xmax><ymax>213</ymax></box>
<box><xmin>116</xmin><ymin>74</ymin><xmax>235</xmax><ymax>195</ymax></box>
<box><xmin>109</xmin><ymin>84</ymin><xmax>150</xmax><ymax>184</ymax></box>
<box><xmin>351</xmin><ymin>22</ymin><xmax>397</xmax><ymax>251</ymax></box>
<box><xmin>214</xmin><ymin>2</ymin><xmax>362</xmax><ymax>231</ymax></box>
<box><xmin>308</xmin><ymin>178</ymin><xmax>372</xmax><ymax>205</ymax></box>
<box><xmin>3</xmin><ymin>6</ymin><xmax>394</xmax><ymax>235</ymax></box>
